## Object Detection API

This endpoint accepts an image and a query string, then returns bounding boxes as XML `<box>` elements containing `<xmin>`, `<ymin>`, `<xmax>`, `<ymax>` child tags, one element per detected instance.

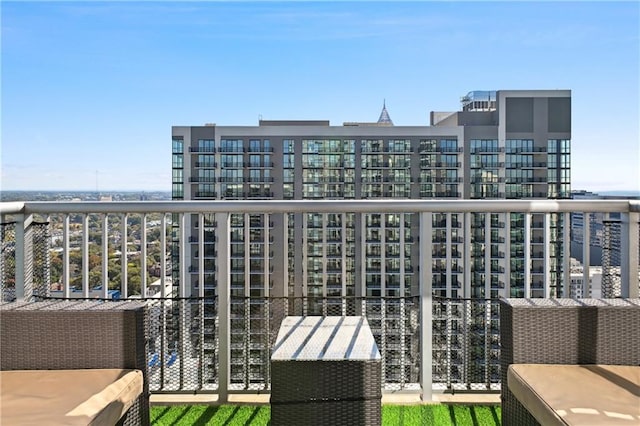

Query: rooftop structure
<box><xmin>461</xmin><ymin>90</ymin><xmax>497</xmax><ymax>112</ymax></box>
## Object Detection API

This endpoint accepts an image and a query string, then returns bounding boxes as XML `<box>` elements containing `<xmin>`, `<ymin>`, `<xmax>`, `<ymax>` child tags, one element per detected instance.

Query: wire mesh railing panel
<box><xmin>432</xmin><ymin>297</ymin><xmax>500</xmax><ymax>391</ymax></box>
<box><xmin>32</xmin><ymin>222</ymin><xmax>51</xmax><ymax>299</ymax></box>
<box><xmin>0</xmin><ymin>221</ymin><xmax>49</xmax><ymax>302</ymax></box>
<box><xmin>602</xmin><ymin>221</ymin><xmax>622</xmax><ymax>298</ymax></box>
<box><xmin>228</xmin><ymin>297</ymin><xmax>274</xmax><ymax>391</ymax></box>
<box><xmin>146</xmin><ymin>298</ymin><xmax>220</xmax><ymax>392</ymax></box>
<box><xmin>1</xmin><ymin>222</ymin><xmax>16</xmax><ymax>302</ymax></box>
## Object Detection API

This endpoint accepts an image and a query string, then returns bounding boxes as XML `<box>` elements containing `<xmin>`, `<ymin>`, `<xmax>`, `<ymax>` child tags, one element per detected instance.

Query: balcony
<box><xmin>247</xmin><ymin>176</ymin><xmax>275</xmax><ymax>183</ymax></box>
<box><xmin>221</xmin><ymin>162</ymin><xmax>244</xmax><ymax>168</ymax></box>
<box><xmin>189</xmin><ymin>147</ymin><xmax>216</xmax><ymax>153</ymax></box>
<box><xmin>219</xmin><ymin>177</ymin><xmax>244</xmax><ymax>183</ymax></box>
<box><xmin>194</xmin><ymin>191</ymin><xmax>217</xmax><ymax>198</ymax></box>
<box><xmin>0</xmin><ymin>199</ymin><xmax>638</xmax><ymax>406</ymax></box>
<box><xmin>247</xmin><ymin>146</ymin><xmax>274</xmax><ymax>153</ymax></box>
<box><xmin>433</xmin><ymin>162</ymin><xmax>461</xmax><ymax>168</ymax></box>
<box><xmin>195</xmin><ymin>161</ymin><xmax>217</xmax><ymax>168</ymax></box>
<box><xmin>246</xmin><ymin>161</ymin><xmax>274</xmax><ymax>168</ymax></box>
<box><xmin>189</xmin><ymin>176</ymin><xmax>216</xmax><ymax>183</ymax></box>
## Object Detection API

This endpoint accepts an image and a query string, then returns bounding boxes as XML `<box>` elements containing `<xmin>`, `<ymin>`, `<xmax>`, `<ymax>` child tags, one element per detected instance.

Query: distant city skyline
<box><xmin>2</xmin><ymin>1</ymin><xmax>639</xmax><ymax>192</ymax></box>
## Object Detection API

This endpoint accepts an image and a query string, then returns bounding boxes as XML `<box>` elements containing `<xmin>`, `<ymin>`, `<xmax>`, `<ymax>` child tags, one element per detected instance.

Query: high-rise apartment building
<box><xmin>172</xmin><ymin>89</ymin><xmax>571</xmax><ymax>301</ymax></box>
<box><xmin>172</xmin><ymin>89</ymin><xmax>570</xmax><ymax>386</ymax></box>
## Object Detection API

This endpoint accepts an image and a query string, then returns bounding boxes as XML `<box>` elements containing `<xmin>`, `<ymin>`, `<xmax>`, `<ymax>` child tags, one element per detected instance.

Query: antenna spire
<box><xmin>377</xmin><ymin>100</ymin><xmax>393</xmax><ymax>125</ymax></box>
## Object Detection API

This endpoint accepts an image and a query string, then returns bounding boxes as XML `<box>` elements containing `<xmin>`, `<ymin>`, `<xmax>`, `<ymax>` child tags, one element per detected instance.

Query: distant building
<box><xmin>172</xmin><ymin>89</ymin><xmax>572</xmax><ymax>302</ymax></box>
<box><xmin>569</xmin><ymin>258</ymin><xmax>602</xmax><ymax>298</ymax></box>
<box><xmin>570</xmin><ymin>190</ymin><xmax>639</xmax><ymax>266</ymax></box>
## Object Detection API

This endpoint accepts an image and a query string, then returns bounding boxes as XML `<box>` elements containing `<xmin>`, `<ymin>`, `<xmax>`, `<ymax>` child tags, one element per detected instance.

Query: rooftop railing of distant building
<box><xmin>1</xmin><ymin>199</ymin><xmax>638</xmax><ymax>402</ymax></box>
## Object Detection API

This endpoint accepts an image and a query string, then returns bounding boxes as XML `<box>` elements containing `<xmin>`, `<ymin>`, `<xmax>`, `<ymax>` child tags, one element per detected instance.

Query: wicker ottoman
<box><xmin>270</xmin><ymin>316</ymin><xmax>381</xmax><ymax>426</ymax></box>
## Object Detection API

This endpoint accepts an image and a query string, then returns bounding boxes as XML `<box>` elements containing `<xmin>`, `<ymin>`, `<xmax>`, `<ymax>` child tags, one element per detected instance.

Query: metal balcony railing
<box><xmin>0</xmin><ymin>199</ymin><xmax>638</xmax><ymax>402</ymax></box>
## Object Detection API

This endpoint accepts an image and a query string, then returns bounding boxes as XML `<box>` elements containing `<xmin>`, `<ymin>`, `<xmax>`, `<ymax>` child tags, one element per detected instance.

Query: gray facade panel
<box><xmin>456</xmin><ymin>111</ymin><xmax>497</xmax><ymax>126</ymax></box>
<box><xmin>548</xmin><ymin>97</ymin><xmax>571</xmax><ymax>133</ymax></box>
<box><xmin>505</xmin><ymin>97</ymin><xmax>534</xmax><ymax>133</ymax></box>
<box><xmin>461</xmin><ymin>126</ymin><xmax>498</xmax><ymax>141</ymax></box>
<box><xmin>190</xmin><ymin>126</ymin><xmax>216</xmax><ymax>144</ymax></box>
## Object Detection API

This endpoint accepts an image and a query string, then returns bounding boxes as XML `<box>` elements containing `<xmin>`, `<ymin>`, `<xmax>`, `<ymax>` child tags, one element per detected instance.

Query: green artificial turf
<box><xmin>151</xmin><ymin>404</ymin><xmax>501</xmax><ymax>425</ymax></box>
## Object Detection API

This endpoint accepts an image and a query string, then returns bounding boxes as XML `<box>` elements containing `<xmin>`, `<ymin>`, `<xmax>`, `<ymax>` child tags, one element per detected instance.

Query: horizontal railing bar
<box><xmin>1</xmin><ymin>199</ymin><xmax>639</xmax><ymax>215</ymax></box>
<box><xmin>0</xmin><ymin>202</ymin><xmax>26</xmax><ymax>215</ymax></box>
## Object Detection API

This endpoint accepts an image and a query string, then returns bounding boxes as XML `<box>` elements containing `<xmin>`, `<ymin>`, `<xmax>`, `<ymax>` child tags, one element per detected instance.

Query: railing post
<box><xmin>583</xmin><ymin>213</ymin><xmax>591</xmax><ymax>297</ymax></box>
<box><xmin>524</xmin><ymin>213</ymin><xmax>531</xmax><ymax>297</ymax></box>
<box><xmin>141</xmin><ymin>214</ymin><xmax>147</xmax><ymax>298</ymax></box>
<box><xmin>102</xmin><ymin>215</ymin><xmax>109</xmax><ymax>299</ymax></box>
<box><xmin>217</xmin><ymin>212</ymin><xmax>230</xmax><ymax>403</ymax></box>
<box><xmin>63</xmin><ymin>215</ymin><xmax>70</xmax><ymax>299</ymax></box>
<box><xmin>562</xmin><ymin>212</ymin><xmax>571</xmax><ymax>298</ymax></box>
<box><xmin>177</xmin><ymin>212</ymin><xmax>188</xmax><ymax>391</ymax></box>
<box><xmin>121</xmin><ymin>213</ymin><xmax>128</xmax><ymax>298</ymax></box>
<box><xmin>160</xmin><ymin>214</ymin><xmax>167</xmax><ymax>298</ymax></box>
<box><xmin>463</xmin><ymin>212</ymin><xmax>471</xmax><ymax>297</ymax></box>
<box><xmin>419</xmin><ymin>211</ymin><xmax>432</xmax><ymax>401</ymax></box>
<box><xmin>14</xmin><ymin>213</ymin><xmax>29</xmax><ymax>301</ymax></box>
<box><xmin>543</xmin><ymin>213</ymin><xmax>551</xmax><ymax>298</ymax></box>
<box><xmin>620</xmin><ymin>212</ymin><xmax>640</xmax><ymax>298</ymax></box>
<box><xmin>82</xmin><ymin>214</ymin><xmax>89</xmax><ymax>298</ymax></box>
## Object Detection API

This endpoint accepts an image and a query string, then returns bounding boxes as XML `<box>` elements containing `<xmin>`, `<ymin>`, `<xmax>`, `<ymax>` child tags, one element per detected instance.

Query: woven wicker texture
<box><xmin>0</xmin><ymin>301</ymin><xmax>150</xmax><ymax>426</ymax></box>
<box><xmin>271</xmin><ymin>316</ymin><xmax>382</xmax><ymax>426</ymax></box>
<box><xmin>500</xmin><ymin>298</ymin><xmax>640</xmax><ymax>426</ymax></box>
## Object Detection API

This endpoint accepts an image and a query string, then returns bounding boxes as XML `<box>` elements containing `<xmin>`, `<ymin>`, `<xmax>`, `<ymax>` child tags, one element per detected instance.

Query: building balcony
<box><xmin>194</xmin><ymin>249</ymin><xmax>218</xmax><ymax>258</ymax></box>
<box><xmin>247</xmin><ymin>146</ymin><xmax>274</xmax><ymax>153</ymax></box>
<box><xmin>433</xmin><ymin>162</ymin><xmax>462</xmax><ymax>168</ymax></box>
<box><xmin>195</xmin><ymin>161</ymin><xmax>217</xmax><ymax>168</ymax></box>
<box><xmin>0</xmin><ymin>199</ymin><xmax>638</xmax><ymax>405</ymax></box>
<box><xmin>505</xmin><ymin>177</ymin><xmax>547</xmax><ymax>183</ymax></box>
<box><xmin>218</xmin><ymin>177</ymin><xmax>244</xmax><ymax>183</ymax></box>
<box><xmin>247</xmin><ymin>176</ymin><xmax>275</xmax><ymax>183</ymax></box>
<box><xmin>246</xmin><ymin>161</ymin><xmax>274</xmax><ymax>168</ymax></box>
<box><xmin>189</xmin><ymin>177</ymin><xmax>216</xmax><ymax>183</ymax></box>
<box><xmin>189</xmin><ymin>147</ymin><xmax>216</xmax><ymax>153</ymax></box>
<box><xmin>194</xmin><ymin>191</ymin><xmax>217</xmax><ymax>198</ymax></box>
<box><xmin>434</xmin><ymin>192</ymin><xmax>461</xmax><ymax>198</ymax></box>
<box><xmin>470</xmin><ymin>148</ymin><xmax>505</xmax><ymax>154</ymax></box>
<box><xmin>220</xmin><ymin>162</ymin><xmax>244</xmax><ymax>168</ymax></box>
<box><xmin>217</xmin><ymin>147</ymin><xmax>244</xmax><ymax>153</ymax></box>
<box><xmin>189</xmin><ymin>265</ymin><xmax>216</xmax><ymax>273</ymax></box>
<box><xmin>506</xmin><ymin>147</ymin><xmax>547</xmax><ymax>154</ymax></box>
<box><xmin>470</xmin><ymin>177</ymin><xmax>505</xmax><ymax>184</ymax></box>
<box><xmin>471</xmin><ymin>162</ymin><xmax>504</xmax><ymax>168</ymax></box>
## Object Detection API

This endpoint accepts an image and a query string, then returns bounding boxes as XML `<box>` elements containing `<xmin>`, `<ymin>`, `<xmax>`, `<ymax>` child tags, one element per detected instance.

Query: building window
<box><xmin>470</xmin><ymin>139</ymin><xmax>498</xmax><ymax>153</ymax></box>
<box><xmin>172</xmin><ymin>169</ymin><xmax>183</xmax><ymax>183</ymax></box>
<box><xmin>172</xmin><ymin>154</ymin><xmax>183</xmax><ymax>168</ymax></box>
<box><xmin>172</xmin><ymin>138</ymin><xmax>183</xmax><ymax>153</ymax></box>
<box><xmin>387</xmin><ymin>139</ymin><xmax>411</xmax><ymax>152</ymax></box>
<box><xmin>197</xmin><ymin>139</ymin><xmax>215</xmax><ymax>152</ymax></box>
<box><xmin>438</xmin><ymin>139</ymin><xmax>458</xmax><ymax>152</ymax></box>
<box><xmin>172</xmin><ymin>183</ymin><xmax>183</xmax><ymax>199</ymax></box>
<box><xmin>220</xmin><ymin>139</ymin><xmax>243</xmax><ymax>153</ymax></box>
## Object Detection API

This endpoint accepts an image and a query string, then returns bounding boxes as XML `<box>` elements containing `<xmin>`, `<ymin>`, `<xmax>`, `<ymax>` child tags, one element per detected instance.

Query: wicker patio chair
<box><xmin>0</xmin><ymin>300</ymin><xmax>150</xmax><ymax>425</ymax></box>
<box><xmin>500</xmin><ymin>298</ymin><xmax>640</xmax><ymax>426</ymax></box>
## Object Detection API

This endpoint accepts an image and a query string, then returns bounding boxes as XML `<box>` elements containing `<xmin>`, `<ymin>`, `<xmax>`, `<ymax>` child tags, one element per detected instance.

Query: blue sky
<box><xmin>2</xmin><ymin>1</ymin><xmax>639</xmax><ymax>192</ymax></box>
